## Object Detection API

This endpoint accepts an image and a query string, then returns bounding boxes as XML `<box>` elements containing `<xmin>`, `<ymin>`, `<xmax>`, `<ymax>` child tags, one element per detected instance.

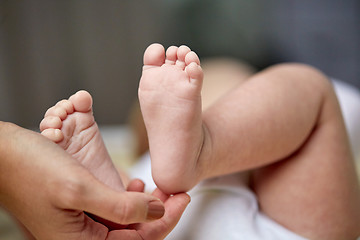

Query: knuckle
<box><xmin>113</xmin><ymin>195</ymin><xmax>140</xmax><ymax>224</ymax></box>
<box><xmin>115</xmin><ymin>200</ymin><xmax>132</xmax><ymax>223</ymax></box>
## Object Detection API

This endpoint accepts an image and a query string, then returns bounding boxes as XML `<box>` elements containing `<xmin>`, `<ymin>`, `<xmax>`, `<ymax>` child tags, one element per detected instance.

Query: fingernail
<box><xmin>147</xmin><ymin>200</ymin><xmax>165</xmax><ymax>220</ymax></box>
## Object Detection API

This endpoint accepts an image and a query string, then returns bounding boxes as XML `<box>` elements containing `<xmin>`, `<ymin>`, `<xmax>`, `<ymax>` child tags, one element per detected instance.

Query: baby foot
<box><xmin>40</xmin><ymin>90</ymin><xmax>124</xmax><ymax>192</ymax></box>
<box><xmin>139</xmin><ymin>43</ymin><xmax>204</xmax><ymax>193</ymax></box>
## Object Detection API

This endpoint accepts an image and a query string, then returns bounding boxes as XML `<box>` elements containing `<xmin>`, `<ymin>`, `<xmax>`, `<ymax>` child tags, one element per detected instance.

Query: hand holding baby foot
<box><xmin>34</xmin><ymin>89</ymin><xmax>192</xmax><ymax>239</ymax></box>
<box><xmin>139</xmin><ymin>44</ymin><xmax>205</xmax><ymax>193</ymax></box>
<box><xmin>0</xmin><ymin>122</ymin><xmax>175</xmax><ymax>240</ymax></box>
<box><xmin>40</xmin><ymin>90</ymin><xmax>124</xmax><ymax>191</ymax></box>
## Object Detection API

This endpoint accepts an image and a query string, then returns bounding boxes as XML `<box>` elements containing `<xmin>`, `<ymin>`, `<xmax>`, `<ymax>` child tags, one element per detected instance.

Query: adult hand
<box><xmin>107</xmin><ymin>179</ymin><xmax>190</xmax><ymax>240</ymax></box>
<box><xmin>0</xmin><ymin>122</ymin><xmax>189</xmax><ymax>239</ymax></box>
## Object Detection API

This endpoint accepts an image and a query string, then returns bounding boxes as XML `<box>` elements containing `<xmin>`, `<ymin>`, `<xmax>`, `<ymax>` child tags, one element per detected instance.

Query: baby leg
<box><xmin>139</xmin><ymin>43</ymin><xmax>360</xmax><ymax>238</ymax></box>
<box><xmin>202</xmin><ymin>64</ymin><xmax>360</xmax><ymax>239</ymax></box>
<box><xmin>249</xmin><ymin>69</ymin><xmax>360</xmax><ymax>239</ymax></box>
<box><xmin>40</xmin><ymin>90</ymin><xmax>124</xmax><ymax>192</ymax></box>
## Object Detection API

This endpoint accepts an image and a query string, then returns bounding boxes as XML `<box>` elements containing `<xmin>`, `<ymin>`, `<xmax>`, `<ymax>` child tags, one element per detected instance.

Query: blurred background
<box><xmin>1</xmin><ymin>0</ymin><xmax>359</xmax><ymax>128</ymax></box>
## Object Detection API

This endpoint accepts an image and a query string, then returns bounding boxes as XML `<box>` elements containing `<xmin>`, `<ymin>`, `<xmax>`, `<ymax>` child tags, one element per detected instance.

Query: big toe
<box><xmin>69</xmin><ymin>90</ymin><xmax>93</xmax><ymax>113</ymax></box>
<box><xmin>143</xmin><ymin>43</ymin><xmax>166</xmax><ymax>67</ymax></box>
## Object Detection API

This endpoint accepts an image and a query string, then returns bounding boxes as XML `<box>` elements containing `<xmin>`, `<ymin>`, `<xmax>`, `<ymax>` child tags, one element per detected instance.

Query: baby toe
<box><xmin>177</xmin><ymin>45</ymin><xmax>191</xmax><ymax>61</ymax></box>
<box><xmin>44</xmin><ymin>106</ymin><xmax>68</xmax><ymax>120</ymax></box>
<box><xmin>185</xmin><ymin>51</ymin><xmax>201</xmax><ymax>66</ymax></box>
<box><xmin>186</xmin><ymin>62</ymin><xmax>204</xmax><ymax>84</ymax></box>
<box><xmin>56</xmin><ymin>100</ymin><xmax>74</xmax><ymax>115</ymax></box>
<box><xmin>165</xmin><ymin>46</ymin><xmax>178</xmax><ymax>65</ymax></box>
<box><xmin>41</xmin><ymin>128</ymin><xmax>64</xmax><ymax>143</ymax></box>
<box><xmin>40</xmin><ymin>116</ymin><xmax>62</xmax><ymax>132</ymax></box>
<box><xmin>176</xmin><ymin>45</ymin><xmax>191</xmax><ymax>69</ymax></box>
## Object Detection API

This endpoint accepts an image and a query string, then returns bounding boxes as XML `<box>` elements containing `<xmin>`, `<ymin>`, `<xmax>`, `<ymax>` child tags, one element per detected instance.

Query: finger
<box><xmin>90</xmin><ymin>178</ymin><xmax>146</xmax><ymax>231</ymax></box>
<box><xmin>160</xmin><ymin>193</ymin><xmax>191</xmax><ymax>228</ymax></box>
<box><xmin>127</xmin><ymin>179</ymin><xmax>145</xmax><ymax>192</ymax></box>
<box><xmin>107</xmin><ymin>230</ymin><xmax>142</xmax><ymax>240</ymax></box>
<box><xmin>151</xmin><ymin>188</ymin><xmax>170</xmax><ymax>203</ymax></box>
<box><xmin>139</xmin><ymin>193</ymin><xmax>191</xmax><ymax>239</ymax></box>
<box><xmin>67</xmin><ymin>174</ymin><xmax>165</xmax><ymax>224</ymax></box>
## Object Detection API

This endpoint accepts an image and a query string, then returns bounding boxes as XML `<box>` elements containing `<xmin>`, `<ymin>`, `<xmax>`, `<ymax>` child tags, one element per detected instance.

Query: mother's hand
<box><xmin>0</xmin><ymin>122</ymin><xmax>189</xmax><ymax>240</ymax></box>
<box><xmin>108</xmin><ymin>180</ymin><xmax>190</xmax><ymax>240</ymax></box>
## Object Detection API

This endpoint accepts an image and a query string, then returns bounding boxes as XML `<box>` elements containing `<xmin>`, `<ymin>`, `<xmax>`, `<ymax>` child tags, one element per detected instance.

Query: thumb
<box><xmin>64</xmin><ymin>174</ymin><xmax>165</xmax><ymax>225</ymax></box>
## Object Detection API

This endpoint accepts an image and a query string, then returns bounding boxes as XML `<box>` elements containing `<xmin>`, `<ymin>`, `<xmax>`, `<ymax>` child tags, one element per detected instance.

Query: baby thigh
<box><xmin>251</xmin><ymin>79</ymin><xmax>360</xmax><ymax>240</ymax></box>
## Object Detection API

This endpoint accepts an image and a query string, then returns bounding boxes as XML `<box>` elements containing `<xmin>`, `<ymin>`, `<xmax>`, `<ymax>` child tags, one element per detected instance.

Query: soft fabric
<box><xmin>130</xmin><ymin>153</ymin><xmax>307</xmax><ymax>240</ymax></box>
<box><xmin>332</xmin><ymin>79</ymin><xmax>360</xmax><ymax>161</ymax></box>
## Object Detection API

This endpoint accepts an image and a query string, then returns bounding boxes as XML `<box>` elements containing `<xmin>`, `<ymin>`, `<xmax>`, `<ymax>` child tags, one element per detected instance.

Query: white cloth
<box><xmin>166</xmin><ymin>174</ymin><xmax>307</xmax><ymax>240</ymax></box>
<box><xmin>332</xmin><ymin>79</ymin><xmax>360</xmax><ymax>160</ymax></box>
<box><xmin>130</xmin><ymin>153</ymin><xmax>307</xmax><ymax>240</ymax></box>
<box><xmin>129</xmin><ymin>79</ymin><xmax>360</xmax><ymax>240</ymax></box>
